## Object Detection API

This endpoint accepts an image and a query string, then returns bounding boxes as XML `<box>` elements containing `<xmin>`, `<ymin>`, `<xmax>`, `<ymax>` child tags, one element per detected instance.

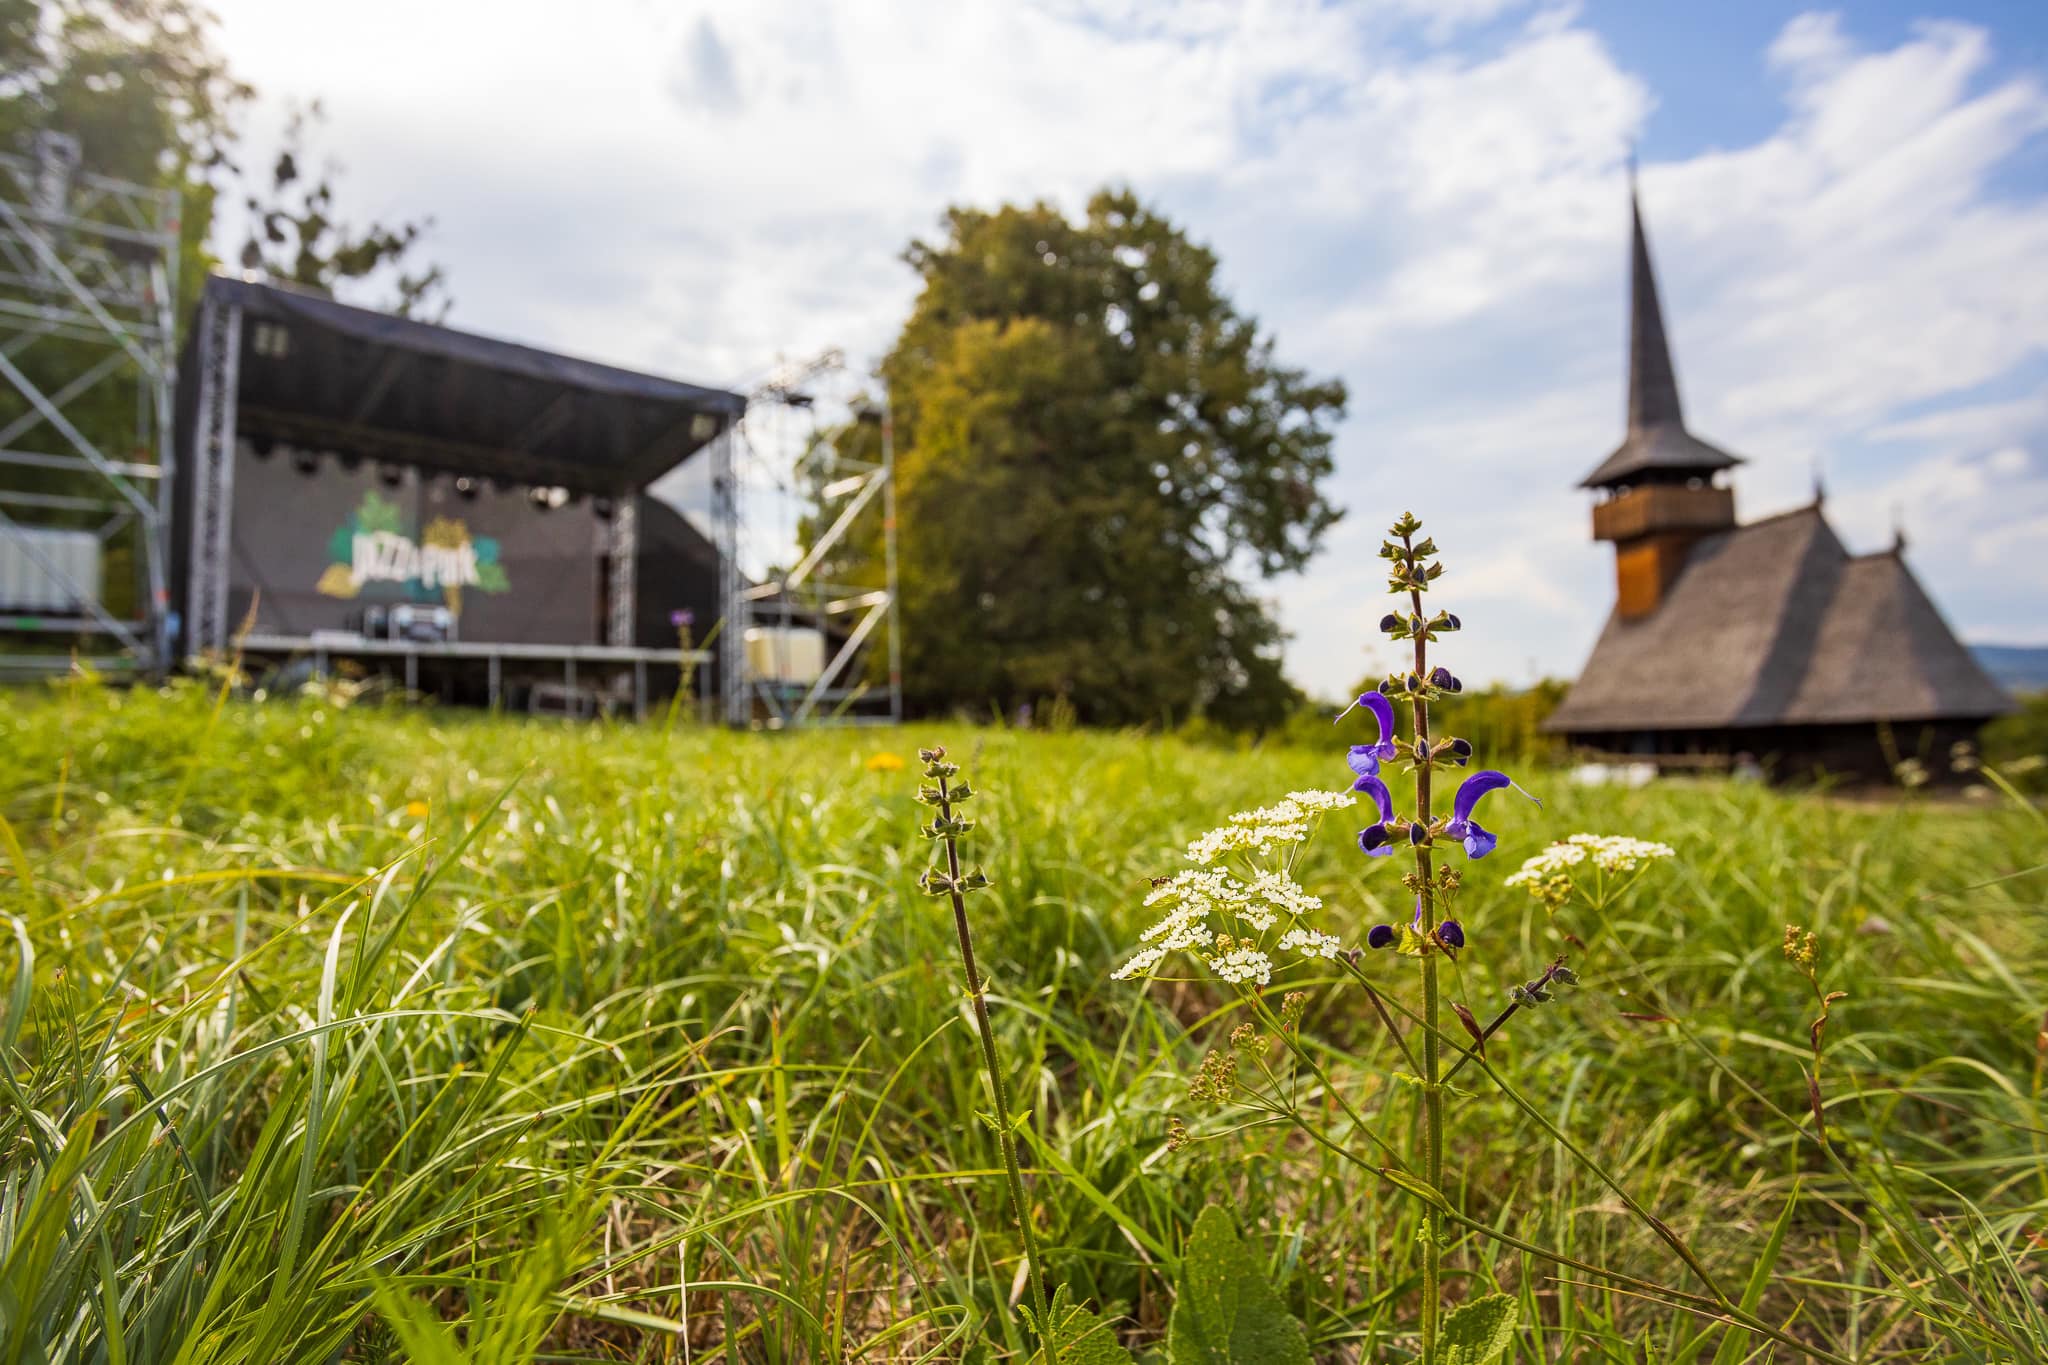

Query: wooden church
<box><xmin>1543</xmin><ymin>188</ymin><xmax>2014</xmax><ymax>779</ymax></box>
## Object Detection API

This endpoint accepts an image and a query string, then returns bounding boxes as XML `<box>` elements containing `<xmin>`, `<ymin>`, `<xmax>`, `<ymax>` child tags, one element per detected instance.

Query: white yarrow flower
<box><xmin>1207</xmin><ymin>948</ymin><xmax>1273</xmax><ymax>985</ymax></box>
<box><xmin>1278</xmin><ymin>927</ymin><xmax>1342</xmax><ymax>960</ymax></box>
<box><xmin>1281</xmin><ymin>788</ymin><xmax>1356</xmax><ymax>813</ymax></box>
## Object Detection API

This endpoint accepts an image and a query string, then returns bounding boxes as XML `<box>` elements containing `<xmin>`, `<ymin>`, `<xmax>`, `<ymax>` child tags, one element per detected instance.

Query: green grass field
<box><xmin>1</xmin><ymin>678</ymin><xmax>2043</xmax><ymax>1362</ymax></box>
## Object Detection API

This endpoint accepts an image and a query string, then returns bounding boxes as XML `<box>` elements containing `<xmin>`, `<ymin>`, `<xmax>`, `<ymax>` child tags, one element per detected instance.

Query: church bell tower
<box><xmin>1579</xmin><ymin>180</ymin><xmax>1742</xmax><ymax>619</ymax></box>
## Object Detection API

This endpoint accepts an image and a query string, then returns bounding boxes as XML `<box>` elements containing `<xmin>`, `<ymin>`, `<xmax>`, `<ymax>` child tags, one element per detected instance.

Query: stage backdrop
<box><xmin>226</xmin><ymin>443</ymin><xmax>603</xmax><ymax>644</ymax></box>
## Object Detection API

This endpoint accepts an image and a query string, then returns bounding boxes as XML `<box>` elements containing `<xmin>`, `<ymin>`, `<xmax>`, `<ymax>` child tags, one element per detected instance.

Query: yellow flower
<box><xmin>405</xmin><ymin>800</ymin><xmax>430</xmax><ymax>818</ymax></box>
<box><xmin>865</xmin><ymin>752</ymin><xmax>906</xmax><ymax>772</ymax></box>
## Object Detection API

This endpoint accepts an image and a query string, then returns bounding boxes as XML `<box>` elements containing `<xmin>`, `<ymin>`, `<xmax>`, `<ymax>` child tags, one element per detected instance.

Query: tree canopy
<box><xmin>827</xmin><ymin>190</ymin><xmax>1346</xmax><ymax>730</ymax></box>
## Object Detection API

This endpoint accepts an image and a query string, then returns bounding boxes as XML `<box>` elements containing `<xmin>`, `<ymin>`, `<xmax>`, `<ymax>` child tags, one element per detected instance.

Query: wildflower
<box><xmin>1249</xmin><ymin>869</ymin><xmax>1321</xmax><ymax>917</ymax></box>
<box><xmin>866</xmin><ymin>751</ymin><xmax>906</xmax><ymax>772</ymax></box>
<box><xmin>1279</xmin><ymin>990</ymin><xmax>1308</xmax><ymax>1030</ymax></box>
<box><xmin>1208</xmin><ymin>946</ymin><xmax>1274</xmax><ymax>985</ymax></box>
<box><xmin>1442</xmin><ymin>769</ymin><xmax>1540</xmax><ymax>860</ymax></box>
<box><xmin>1281</xmin><ymin>788</ymin><xmax>1356</xmax><ymax>813</ymax></box>
<box><xmin>1187</xmin><ymin>814</ymin><xmax>1308</xmax><ymax>864</ymax></box>
<box><xmin>1279</xmin><ymin>927</ymin><xmax>1343</xmax><ymax>959</ymax></box>
<box><xmin>1427</xmin><ymin>666</ymin><xmax>1462</xmax><ymax>693</ymax></box>
<box><xmin>1338</xmin><ymin>691</ymin><xmax>1399</xmax><ymax>775</ymax></box>
<box><xmin>1353</xmin><ymin>774</ymin><xmax>1397</xmax><ymax>858</ymax></box>
<box><xmin>404</xmin><ymin>799</ymin><xmax>429</xmax><ymax>819</ymax></box>
<box><xmin>1189</xmin><ymin>1048</ymin><xmax>1239</xmax><ymax>1106</ymax></box>
<box><xmin>1504</xmin><ymin>834</ymin><xmax>1674</xmax><ymax>887</ymax></box>
<box><xmin>1368</xmin><ymin>892</ymin><xmax>1430</xmax><ymax>950</ymax></box>
<box><xmin>1436</xmin><ymin>919</ymin><xmax>1465</xmax><ymax>949</ymax></box>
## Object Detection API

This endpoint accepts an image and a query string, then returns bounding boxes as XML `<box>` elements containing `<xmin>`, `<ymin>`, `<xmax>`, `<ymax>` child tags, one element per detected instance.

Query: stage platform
<box><xmin>238</xmin><ymin>632</ymin><xmax>713</xmax><ymax>719</ymax></box>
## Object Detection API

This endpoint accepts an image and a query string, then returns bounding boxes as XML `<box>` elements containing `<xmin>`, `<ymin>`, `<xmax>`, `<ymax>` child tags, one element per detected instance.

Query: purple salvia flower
<box><xmin>1437</xmin><ymin>919</ymin><xmax>1465</xmax><ymax>949</ymax></box>
<box><xmin>1338</xmin><ymin>691</ymin><xmax>1399</xmax><ymax>776</ymax></box>
<box><xmin>1353</xmin><ymin>774</ymin><xmax>1396</xmax><ymax>858</ymax></box>
<box><xmin>1367</xmin><ymin>924</ymin><xmax>1397</xmax><ymax>949</ymax></box>
<box><xmin>1442</xmin><ymin>769</ymin><xmax>1542</xmax><ymax>860</ymax></box>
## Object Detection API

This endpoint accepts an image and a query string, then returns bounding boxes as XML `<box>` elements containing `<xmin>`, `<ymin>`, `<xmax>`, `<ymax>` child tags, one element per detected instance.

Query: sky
<box><xmin>202</xmin><ymin>0</ymin><xmax>2048</xmax><ymax>700</ymax></box>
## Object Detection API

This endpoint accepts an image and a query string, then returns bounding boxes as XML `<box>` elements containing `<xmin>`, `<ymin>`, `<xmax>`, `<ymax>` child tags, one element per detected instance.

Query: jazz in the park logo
<box><xmin>315</xmin><ymin>490</ymin><xmax>509</xmax><ymax>609</ymax></box>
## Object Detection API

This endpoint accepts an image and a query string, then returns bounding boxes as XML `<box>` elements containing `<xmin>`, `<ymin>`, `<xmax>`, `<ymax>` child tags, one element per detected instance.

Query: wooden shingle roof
<box><xmin>1544</xmin><ymin>505</ymin><xmax>2014</xmax><ymax>733</ymax></box>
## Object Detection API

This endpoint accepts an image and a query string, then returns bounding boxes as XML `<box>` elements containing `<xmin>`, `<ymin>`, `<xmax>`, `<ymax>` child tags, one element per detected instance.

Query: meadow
<box><xmin>0</xmin><ymin>678</ymin><xmax>2043</xmax><ymax>1363</ymax></box>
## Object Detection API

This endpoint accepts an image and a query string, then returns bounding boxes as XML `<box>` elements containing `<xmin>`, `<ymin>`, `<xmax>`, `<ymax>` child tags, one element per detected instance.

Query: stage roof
<box><xmin>200</xmin><ymin>275</ymin><xmax>745</xmax><ymax>496</ymax></box>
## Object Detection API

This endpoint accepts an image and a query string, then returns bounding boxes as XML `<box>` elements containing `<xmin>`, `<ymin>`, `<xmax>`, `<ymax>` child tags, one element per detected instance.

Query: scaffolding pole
<box><xmin>718</xmin><ymin>352</ymin><xmax>902</xmax><ymax>729</ymax></box>
<box><xmin>0</xmin><ymin>133</ymin><xmax>179</xmax><ymax>674</ymax></box>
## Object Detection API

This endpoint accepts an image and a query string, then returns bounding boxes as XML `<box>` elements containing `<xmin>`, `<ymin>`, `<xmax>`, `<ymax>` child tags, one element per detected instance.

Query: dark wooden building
<box><xmin>1543</xmin><ymin>188</ymin><xmax>2014</xmax><ymax>778</ymax></box>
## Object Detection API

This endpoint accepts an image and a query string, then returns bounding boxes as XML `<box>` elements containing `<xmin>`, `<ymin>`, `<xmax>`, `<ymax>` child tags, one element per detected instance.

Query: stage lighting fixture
<box><xmin>377</xmin><ymin>463</ymin><xmax>404</xmax><ymax>488</ymax></box>
<box><xmin>592</xmin><ymin>497</ymin><xmax>614</xmax><ymax>521</ymax></box>
<box><xmin>454</xmin><ymin>476</ymin><xmax>479</xmax><ymax>500</ymax></box>
<box><xmin>250</xmin><ymin>435</ymin><xmax>277</xmax><ymax>458</ymax></box>
<box><xmin>292</xmin><ymin>450</ymin><xmax>319</xmax><ymax>475</ymax></box>
<box><xmin>338</xmin><ymin>451</ymin><xmax>362</xmax><ymax>471</ymax></box>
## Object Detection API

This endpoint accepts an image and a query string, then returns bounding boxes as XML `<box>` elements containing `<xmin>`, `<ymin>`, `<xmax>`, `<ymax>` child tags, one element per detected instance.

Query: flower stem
<box><xmin>936</xmin><ymin>772</ymin><xmax>1052</xmax><ymax>1338</ymax></box>
<box><xmin>1404</xmin><ymin>528</ymin><xmax>1444</xmax><ymax>1364</ymax></box>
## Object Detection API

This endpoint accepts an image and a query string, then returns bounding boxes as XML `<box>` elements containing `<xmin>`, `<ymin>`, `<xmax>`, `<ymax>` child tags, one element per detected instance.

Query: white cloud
<box><xmin>200</xmin><ymin>1</ymin><xmax>2048</xmax><ymax>695</ymax></box>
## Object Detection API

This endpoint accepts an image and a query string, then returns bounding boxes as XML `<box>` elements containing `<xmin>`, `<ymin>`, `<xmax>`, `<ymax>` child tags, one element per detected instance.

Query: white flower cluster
<box><xmin>1207</xmin><ymin>947</ymin><xmax>1275</xmax><ymax>984</ymax></box>
<box><xmin>1278</xmin><ymin>927</ymin><xmax>1342</xmax><ymax>959</ymax></box>
<box><xmin>1183</xmin><ymin>790</ymin><xmax>1353</xmax><ymax>865</ymax></box>
<box><xmin>1249</xmin><ymin>869</ymin><xmax>1321</xmax><ymax>917</ymax></box>
<box><xmin>1504</xmin><ymin>833</ymin><xmax>1675</xmax><ymax>887</ymax></box>
<box><xmin>1280</xmin><ymin>788</ymin><xmax>1358</xmax><ymax>813</ymax></box>
<box><xmin>1116</xmin><ymin>798</ymin><xmax>1355</xmax><ymax>982</ymax></box>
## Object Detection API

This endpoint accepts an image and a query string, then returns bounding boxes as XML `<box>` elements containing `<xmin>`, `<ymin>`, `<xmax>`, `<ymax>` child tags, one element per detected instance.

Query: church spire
<box><xmin>1626</xmin><ymin>176</ymin><xmax>1684</xmax><ymax>434</ymax></box>
<box><xmin>1577</xmin><ymin>172</ymin><xmax>1744</xmax><ymax>490</ymax></box>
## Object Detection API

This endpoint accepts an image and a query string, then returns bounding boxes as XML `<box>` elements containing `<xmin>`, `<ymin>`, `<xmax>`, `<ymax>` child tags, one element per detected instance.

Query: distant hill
<box><xmin>1974</xmin><ymin>644</ymin><xmax>2048</xmax><ymax>694</ymax></box>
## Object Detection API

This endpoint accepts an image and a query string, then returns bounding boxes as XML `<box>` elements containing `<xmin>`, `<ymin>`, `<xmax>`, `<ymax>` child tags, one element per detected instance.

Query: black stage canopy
<box><xmin>201</xmin><ymin>275</ymin><xmax>745</xmax><ymax>496</ymax></box>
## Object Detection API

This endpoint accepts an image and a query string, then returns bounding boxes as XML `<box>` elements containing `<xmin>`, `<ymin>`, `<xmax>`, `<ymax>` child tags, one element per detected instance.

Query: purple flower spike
<box><xmin>1411</xmin><ymin>895</ymin><xmax>1427</xmax><ymax>932</ymax></box>
<box><xmin>1442</xmin><ymin>769</ymin><xmax>1542</xmax><ymax>860</ymax></box>
<box><xmin>1353</xmin><ymin>774</ymin><xmax>1395</xmax><ymax>858</ymax></box>
<box><xmin>1338</xmin><ymin>691</ymin><xmax>1400</xmax><ymax>774</ymax></box>
<box><xmin>1437</xmin><ymin>919</ymin><xmax>1465</xmax><ymax>949</ymax></box>
<box><xmin>1428</xmin><ymin>666</ymin><xmax>1462</xmax><ymax>694</ymax></box>
<box><xmin>1367</xmin><ymin>924</ymin><xmax>1397</xmax><ymax>949</ymax></box>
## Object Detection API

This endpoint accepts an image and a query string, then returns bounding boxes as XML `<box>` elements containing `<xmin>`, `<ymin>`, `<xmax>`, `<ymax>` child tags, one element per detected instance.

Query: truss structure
<box><xmin>0</xmin><ymin>132</ymin><xmax>179</xmax><ymax>674</ymax></box>
<box><xmin>719</xmin><ymin>351</ymin><xmax>901</xmax><ymax>728</ymax></box>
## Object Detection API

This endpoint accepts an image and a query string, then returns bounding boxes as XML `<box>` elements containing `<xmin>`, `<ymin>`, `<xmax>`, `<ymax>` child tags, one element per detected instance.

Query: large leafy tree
<box><xmin>827</xmin><ymin>190</ymin><xmax>1346</xmax><ymax>729</ymax></box>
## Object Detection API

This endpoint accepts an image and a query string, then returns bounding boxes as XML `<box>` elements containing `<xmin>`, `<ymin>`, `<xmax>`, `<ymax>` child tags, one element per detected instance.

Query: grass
<box><xmin>0</xmin><ymin>676</ymin><xmax>2043</xmax><ymax>1362</ymax></box>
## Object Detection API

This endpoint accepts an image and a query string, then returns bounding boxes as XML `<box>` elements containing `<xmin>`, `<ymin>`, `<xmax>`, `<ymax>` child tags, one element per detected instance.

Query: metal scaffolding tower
<box><xmin>0</xmin><ymin>132</ymin><xmax>179</xmax><ymax>676</ymax></box>
<box><xmin>720</xmin><ymin>351</ymin><xmax>901</xmax><ymax>728</ymax></box>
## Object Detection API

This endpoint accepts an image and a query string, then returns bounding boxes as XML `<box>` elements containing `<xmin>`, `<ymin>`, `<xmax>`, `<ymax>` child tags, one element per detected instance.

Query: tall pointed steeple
<box><xmin>1580</xmin><ymin>169</ymin><xmax>1744</xmax><ymax>619</ymax></box>
<box><xmin>1626</xmin><ymin>182</ymin><xmax>1684</xmax><ymax>434</ymax></box>
<box><xmin>1578</xmin><ymin>175</ymin><xmax>1743</xmax><ymax>490</ymax></box>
